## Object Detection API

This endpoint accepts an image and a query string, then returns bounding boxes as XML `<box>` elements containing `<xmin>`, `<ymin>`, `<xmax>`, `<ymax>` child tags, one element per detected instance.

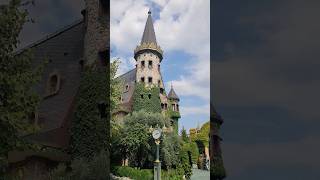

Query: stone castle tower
<box><xmin>83</xmin><ymin>0</ymin><xmax>109</xmax><ymax>68</ymax></box>
<box><xmin>134</xmin><ymin>10</ymin><xmax>165</xmax><ymax>90</ymax></box>
<box><xmin>115</xmin><ymin>10</ymin><xmax>181</xmax><ymax>134</ymax></box>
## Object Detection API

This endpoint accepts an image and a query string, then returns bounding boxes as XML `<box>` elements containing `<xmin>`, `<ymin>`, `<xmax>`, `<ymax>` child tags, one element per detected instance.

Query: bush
<box><xmin>112</xmin><ymin>166</ymin><xmax>153</xmax><ymax>180</ymax></box>
<box><xmin>49</xmin><ymin>150</ymin><xmax>109</xmax><ymax>180</ymax></box>
<box><xmin>111</xmin><ymin>166</ymin><xmax>183</xmax><ymax>180</ymax></box>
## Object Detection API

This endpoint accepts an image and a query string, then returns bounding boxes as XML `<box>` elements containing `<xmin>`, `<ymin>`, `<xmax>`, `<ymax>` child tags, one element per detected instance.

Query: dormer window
<box><xmin>141</xmin><ymin>61</ymin><xmax>145</xmax><ymax>68</ymax></box>
<box><xmin>148</xmin><ymin>77</ymin><xmax>152</xmax><ymax>84</ymax></box>
<box><xmin>148</xmin><ymin>60</ymin><xmax>152</xmax><ymax>68</ymax></box>
<box><xmin>45</xmin><ymin>71</ymin><xmax>61</xmax><ymax>97</ymax></box>
<box><xmin>141</xmin><ymin>77</ymin><xmax>145</xmax><ymax>83</ymax></box>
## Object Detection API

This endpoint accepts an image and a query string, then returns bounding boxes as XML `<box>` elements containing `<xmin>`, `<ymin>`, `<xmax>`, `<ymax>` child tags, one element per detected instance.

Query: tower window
<box><xmin>161</xmin><ymin>103</ymin><xmax>164</xmax><ymax>109</ymax></box>
<box><xmin>160</xmin><ymin>88</ymin><xmax>164</xmax><ymax>94</ymax></box>
<box><xmin>148</xmin><ymin>94</ymin><xmax>151</xmax><ymax>99</ymax></box>
<box><xmin>125</xmin><ymin>84</ymin><xmax>129</xmax><ymax>91</ymax></box>
<box><xmin>141</xmin><ymin>77</ymin><xmax>145</xmax><ymax>83</ymax></box>
<box><xmin>164</xmin><ymin>103</ymin><xmax>168</xmax><ymax>110</ymax></box>
<box><xmin>158</xmin><ymin>64</ymin><xmax>160</xmax><ymax>71</ymax></box>
<box><xmin>148</xmin><ymin>77</ymin><xmax>152</xmax><ymax>83</ymax></box>
<box><xmin>148</xmin><ymin>60</ymin><xmax>153</xmax><ymax>68</ymax></box>
<box><xmin>141</xmin><ymin>61</ymin><xmax>145</xmax><ymax>68</ymax></box>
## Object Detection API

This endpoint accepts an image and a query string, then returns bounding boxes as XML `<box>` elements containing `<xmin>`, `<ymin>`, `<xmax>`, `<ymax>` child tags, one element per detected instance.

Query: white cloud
<box><xmin>180</xmin><ymin>104</ymin><xmax>210</xmax><ymax>116</ymax></box>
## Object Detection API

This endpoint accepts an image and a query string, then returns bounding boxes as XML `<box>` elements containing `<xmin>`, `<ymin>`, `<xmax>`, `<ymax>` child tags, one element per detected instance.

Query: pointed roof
<box><xmin>168</xmin><ymin>84</ymin><xmax>179</xmax><ymax>101</ymax></box>
<box><xmin>141</xmin><ymin>10</ymin><xmax>157</xmax><ymax>45</ymax></box>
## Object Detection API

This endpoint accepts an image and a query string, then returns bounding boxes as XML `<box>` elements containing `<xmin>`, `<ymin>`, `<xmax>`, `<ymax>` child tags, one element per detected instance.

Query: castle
<box><xmin>113</xmin><ymin>10</ymin><xmax>181</xmax><ymax>133</ymax></box>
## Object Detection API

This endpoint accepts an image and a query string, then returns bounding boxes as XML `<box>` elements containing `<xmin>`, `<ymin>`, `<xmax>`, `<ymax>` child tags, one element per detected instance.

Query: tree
<box><xmin>118</xmin><ymin>110</ymin><xmax>171</xmax><ymax>168</ymax></box>
<box><xmin>181</xmin><ymin>127</ymin><xmax>189</xmax><ymax>143</ymax></box>
<box><xmin>110</xmin><ymin>58</ymin><xmax>122</xmax><ymax>113</ymax></box>
<box><xmin>0</xmin><ymin>0</ymin><xmax>43</xmax><ymax>171</ymax></box>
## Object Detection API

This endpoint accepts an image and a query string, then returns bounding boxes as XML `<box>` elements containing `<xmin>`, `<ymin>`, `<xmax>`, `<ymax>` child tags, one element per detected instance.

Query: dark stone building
<box><xmin>7</xmin><ymin>0</ymin><xmax>109</xmax><ymax>179</ymax></box>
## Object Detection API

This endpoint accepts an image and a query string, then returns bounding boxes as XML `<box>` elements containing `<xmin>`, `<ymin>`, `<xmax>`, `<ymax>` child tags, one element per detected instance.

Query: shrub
<box><xmin>112</xmin><ymin>166</ymin><xmax>153</xmax><ymax>180</ymax></box>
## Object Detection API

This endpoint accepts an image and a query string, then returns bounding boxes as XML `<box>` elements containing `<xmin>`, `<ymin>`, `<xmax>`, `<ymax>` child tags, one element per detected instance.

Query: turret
<box><xmin>168</xmin><ymin>84</ymin><xmax>180</xmax><ymax>112</ymax></box>
<box><xmin>167</xmin><ymin>84</ymin><xmax>180</xmax><ymax>133</ymax></box>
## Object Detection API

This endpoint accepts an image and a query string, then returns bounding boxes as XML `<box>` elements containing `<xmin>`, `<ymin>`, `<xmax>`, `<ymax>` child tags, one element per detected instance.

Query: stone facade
<box><xmin>83</xmin><ymin>0</ymin><xmax>109</xmax><ymax>67</ymax></box>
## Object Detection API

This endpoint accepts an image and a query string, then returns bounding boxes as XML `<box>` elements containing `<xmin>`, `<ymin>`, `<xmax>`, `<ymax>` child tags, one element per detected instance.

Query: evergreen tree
<box><xmin>181</xmin><ymin>127</ymin><xmax>189</xmax><ymax>143</ymax></box>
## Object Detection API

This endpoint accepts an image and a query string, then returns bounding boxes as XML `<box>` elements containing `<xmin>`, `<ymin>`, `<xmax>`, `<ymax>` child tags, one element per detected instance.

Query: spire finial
<box><xmin>148</xmin><ymin>9</ymin><xmax>151</xmax><ymax>15</ymax></box>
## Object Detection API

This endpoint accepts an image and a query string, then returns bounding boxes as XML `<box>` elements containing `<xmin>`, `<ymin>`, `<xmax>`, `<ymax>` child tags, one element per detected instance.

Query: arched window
<box><xmin>148</xmin><ymin>77</ymin><xmax>152</xmax><ymax>84</ymax></box>
<box><xmin>148</xmin><ymin>60</ymin><xmax>153</xmax><ymax>68</ymax></box>
<box><xmin>141</xmin><ymin>61</ymin><xmax>145</xmax><ymax>68</ymax></box>
<box><xmin>161</xmin><ymin>103</ymin><xmax>164</xmax><ymax>109</ymax></box>
<box><xmin>164</xmin><ymin>103</ymin><xmax>168</xmax><ymax>110</ymax></box>
<box><xmin>45</xmin><ymin>71</ymin><xmax>61</xmax><ymax>97</ymax></box>
<box><xmin>141</xmin><ymin>77</ymin><xmax>145</xmax><ymax>83</ymax></box>
<box><xmin>125</xmin><ymin>84</ymin><xmax>129</xmax><ymax>91</ymax></box>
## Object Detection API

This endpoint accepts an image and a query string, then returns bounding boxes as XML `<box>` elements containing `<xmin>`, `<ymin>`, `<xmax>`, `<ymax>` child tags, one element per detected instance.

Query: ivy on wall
<box><xmin>132</xmin><ymin>83</ymin><xmax>161</xmax><ymax>113</ymax></box>
<box><xmin>70</xmin><ymin>70</ymin><xmax>109</xmax><ymax>159</ymax></box>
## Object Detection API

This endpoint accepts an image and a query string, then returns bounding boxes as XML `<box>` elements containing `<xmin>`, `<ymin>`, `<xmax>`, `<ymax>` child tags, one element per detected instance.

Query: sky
<box><xmin>213</xmin><ymin>0</ymin><xmax>320</xmax><ymax>179</ymax></box>
<box><xmin>110</xmin><ymin>0</ymin><xmax>210</xmax><ymax>133</ymax></box>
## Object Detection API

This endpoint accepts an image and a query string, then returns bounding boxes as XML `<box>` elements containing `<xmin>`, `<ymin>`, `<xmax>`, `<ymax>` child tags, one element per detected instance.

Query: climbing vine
<box><xmin>70</xmin><ymin>69</ymin><xmax>109</xmax><ymax>159</ymax></box>
<box><xmin>132</xmin><ymin>83</ymin><xmax>161</xmax><ymax>113</ymax></box>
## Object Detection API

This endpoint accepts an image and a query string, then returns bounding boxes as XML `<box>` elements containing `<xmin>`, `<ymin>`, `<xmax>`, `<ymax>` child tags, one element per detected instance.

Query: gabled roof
<box><xmin>168</xmin><ymin>86</ymin><xmax>179</xmax><ymax>101</ymax></box>
<box><xmin>140</xmin><ymin>10</ymin><xmax>157</xmax><ymax>45</ymax></box>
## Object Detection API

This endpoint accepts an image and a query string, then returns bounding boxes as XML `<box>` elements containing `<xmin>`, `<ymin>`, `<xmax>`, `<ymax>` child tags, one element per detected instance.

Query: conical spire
<box><xmin>168</xmin><ymin>83</ymin><xmax>179</xmax><ymax>101</ymax></box>
<box><xmin>134</xmin><ymin>10</ymin><xmax>163</xmax><ymax>60</ymax></box>
<box><xmin>141</xmin><ymin>10</ymin><xmax>157</xmax><ymax>45</ymax></box>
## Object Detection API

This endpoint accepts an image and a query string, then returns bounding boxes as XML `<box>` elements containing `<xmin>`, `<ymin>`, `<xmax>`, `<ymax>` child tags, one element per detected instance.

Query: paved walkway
<box><xmin>190</xmin><ymin>168</ymin><xmax>210</xmax><ymax>180</ymax></box>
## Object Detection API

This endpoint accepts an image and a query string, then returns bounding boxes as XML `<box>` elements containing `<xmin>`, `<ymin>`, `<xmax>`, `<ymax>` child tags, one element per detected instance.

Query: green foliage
<box><xmin>178</xmin><ymin>143</ymin><xmax>192</xmax><ymax>179</ymax></box>
<box><xmin>132</xmin><ymin>83</ymin><xmax>161</xmax><ymax>113</ymax></box>
<box><xmin>111</xmin><ymin>166</ymin><xmax>183</xmax><ymax>180</ymax></box>
<box><xmin>211</xmin><ymin>156</ymin><xmax>226</xmax><ymax>179</ymax></box>
<box><xmin>49</xmin><ymin>150</ymin><xmax>109</xmax><ymax>180</ymax></box>
<box><xmin>111</xmin><ymin>166</ymin><xmax>153</xmax><ymax>180</ymax></box>
<box><xmin>0</xmin><ymin>0</ymin><xmax>44</xmax><ymax>174</ymax></box>
<box><xmin>70</xmin><ymin>70</ymin><xmax>108</xmax><ymax>159</ymax></box>
<box><xmin>117</xmin><ymin>110</ymin><xmax>171</xmax><ymax>168</ymax></box>
<box><xmin>181</xmin><ymin>128</ymin><xmax>188</xmax><ymax>143</ymax></box>
<box><xmin>160</xmin><ymin>132</ymin><xmax>180</xmax><ymax>169</ymax></box>
<box><xmin>110</xmin><ymin>59</ymin><xmax>122</xmax><ymax>113</ymax></box>
<box><xmin>189</xmin><ymin>142</ymin><xmax>199</xmax><ymax>164</ymax></box>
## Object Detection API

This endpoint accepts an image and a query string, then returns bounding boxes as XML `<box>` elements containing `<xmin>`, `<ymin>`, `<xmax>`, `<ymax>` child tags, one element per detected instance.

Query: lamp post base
<box><xmin>154</xmin><ymin>161</ymin><xmax>161</xmax><ymax>180</ymax></box>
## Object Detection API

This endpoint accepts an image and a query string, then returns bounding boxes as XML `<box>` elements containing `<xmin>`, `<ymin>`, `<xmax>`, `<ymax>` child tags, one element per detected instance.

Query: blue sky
<box><xmin>110</xmin><ymin>0</ymin><xmax>210</xmax><ymax>133</ymax></box>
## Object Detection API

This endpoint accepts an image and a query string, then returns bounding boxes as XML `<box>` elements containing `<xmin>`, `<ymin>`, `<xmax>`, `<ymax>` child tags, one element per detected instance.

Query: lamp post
<box><xmin>149</xmin><ymin>124</ymin><xmax>172</xmax><ymax>180</ymax></box>
<box><xmin>152</xmin><ymin>127</ymin><xmax>161</xmax><ymax>180</ymax></box>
